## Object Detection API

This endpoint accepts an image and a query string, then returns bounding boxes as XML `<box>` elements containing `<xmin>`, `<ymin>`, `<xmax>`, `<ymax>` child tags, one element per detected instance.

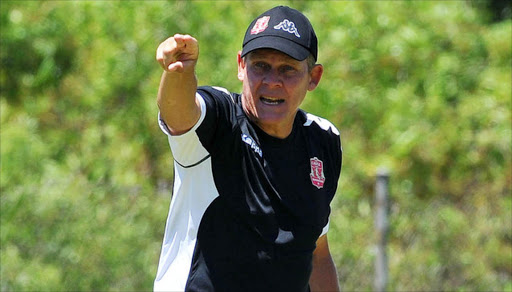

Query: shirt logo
<box><xmin>251</xmin><ymin>16</ymin><xmax>270</xmax><ymax>35</ymax></box>
<box><xmin>310</xmin><ymin>157</ymin><xmax>325</xmax><ymax>189</ymax></box>
<box><xmin>274</xmin><ymin>19</ymin><xmax>300</xmax><ymax>38</ymax></box>
<box><xmin>242</xmin><ymin>134</ymin><xmax>263</xmax><ymax>157</ymax></box>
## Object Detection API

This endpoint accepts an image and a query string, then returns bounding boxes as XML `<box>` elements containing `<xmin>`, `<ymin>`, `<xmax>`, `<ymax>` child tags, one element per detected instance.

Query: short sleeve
<box><xmin>320</xmin><ymin>219</ymin><xmax>330</xmax><ymax>237</ymax></box>
<box><xmin>158</xmin><ymin>93</ymin><xmax>209</xmax><ymax>167</ymax></box>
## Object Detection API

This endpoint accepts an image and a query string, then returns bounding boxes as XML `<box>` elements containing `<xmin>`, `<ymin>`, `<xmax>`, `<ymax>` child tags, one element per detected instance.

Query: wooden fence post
<box><xmin>374</xmin><ymin>167</ymin><xmax>390</xmax><ymax>292</ymax></box>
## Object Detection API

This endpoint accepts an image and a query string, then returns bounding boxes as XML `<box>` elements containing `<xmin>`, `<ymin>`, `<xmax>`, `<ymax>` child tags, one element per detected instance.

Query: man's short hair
<box><xmin>306</xmin><ymin>54</ymin><xmax>316</xmax><ymax>72</ymax></box>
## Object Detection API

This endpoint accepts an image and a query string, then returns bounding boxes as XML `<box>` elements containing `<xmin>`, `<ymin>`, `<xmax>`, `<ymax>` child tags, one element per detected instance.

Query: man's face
<box><xmin>237</xmin><ymin>49</ymin><xmax>322</xmax><ymax>137</ymax></box>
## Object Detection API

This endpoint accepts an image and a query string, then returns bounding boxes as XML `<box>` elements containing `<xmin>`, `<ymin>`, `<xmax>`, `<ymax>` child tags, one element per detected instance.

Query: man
<box><xmin>154</xmin><ymin>6</ymin><xmax>342</xmax><ymax>292</ymax></box>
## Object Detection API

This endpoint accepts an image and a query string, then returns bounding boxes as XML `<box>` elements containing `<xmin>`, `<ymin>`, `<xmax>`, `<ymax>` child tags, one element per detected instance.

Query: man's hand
<box><xmin>156</xmin><ymin>34</ymin><xmax>199</xmax><ymax>73</ymax></box>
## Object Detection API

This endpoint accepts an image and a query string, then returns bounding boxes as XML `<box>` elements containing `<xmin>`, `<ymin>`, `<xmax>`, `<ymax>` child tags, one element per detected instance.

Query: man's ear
<box><xmin>308</xmin><ymin>64</ymin><xmax>324</xmax><ymax>91</ymax></box>
<box><xmin>237</xmin><ymin>51</ymin><xmax>245</xmax><ymax>81</ymax></box>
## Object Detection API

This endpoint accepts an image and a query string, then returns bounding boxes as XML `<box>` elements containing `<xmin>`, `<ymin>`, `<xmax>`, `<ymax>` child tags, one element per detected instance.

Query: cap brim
<box><xmin>241</xmin><ymin>35</ymin><xmax>310</xmax><ymax>61</ymax></box>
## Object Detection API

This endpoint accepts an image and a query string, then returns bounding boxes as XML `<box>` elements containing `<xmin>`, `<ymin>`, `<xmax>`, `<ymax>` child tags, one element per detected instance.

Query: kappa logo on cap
<box><xmin>274</xmin><ymin>19</ymin><xmax>300</xmax><ymax>38</ymax></box>
<box><xmin>251</xmin><ymin>16</ymin><xmax>270</xmax><ymax>35</ymax></box>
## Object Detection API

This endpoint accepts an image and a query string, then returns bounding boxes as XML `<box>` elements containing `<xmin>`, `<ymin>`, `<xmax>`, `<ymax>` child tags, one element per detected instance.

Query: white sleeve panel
<box><xmin>158</xmin><ymin>93</ymin><xmax>209</xmax><ymax>166</ymax></box>
<box><xmin>320</xmin><ymin>220</ymin><xmax>330</xmax><ymax>237</ymax></box>
<box><xmin>154</xmin><ymin>159</ymin><xmax>219</xmax><ymax>291</ymax></box>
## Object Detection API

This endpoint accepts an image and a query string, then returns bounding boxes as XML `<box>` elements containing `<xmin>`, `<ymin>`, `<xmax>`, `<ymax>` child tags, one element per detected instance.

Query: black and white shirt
<box><xmin>154</xmin><ymin>86</ymin><xmax>342</xmax><ymax>292</ymax></box>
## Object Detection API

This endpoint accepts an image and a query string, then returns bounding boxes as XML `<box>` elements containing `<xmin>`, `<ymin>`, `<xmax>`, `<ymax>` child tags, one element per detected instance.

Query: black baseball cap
<box><xmin>241</xmin><ymin>6</ymin><xmax>318</xmax><ymax>61</ymax></box>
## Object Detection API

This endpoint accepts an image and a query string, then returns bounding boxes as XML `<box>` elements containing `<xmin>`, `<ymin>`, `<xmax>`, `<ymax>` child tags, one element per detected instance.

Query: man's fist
<box><xmin>156</xmin><ymin>34</ymin><xmax>199</xmax><ymax>73</ymax></box>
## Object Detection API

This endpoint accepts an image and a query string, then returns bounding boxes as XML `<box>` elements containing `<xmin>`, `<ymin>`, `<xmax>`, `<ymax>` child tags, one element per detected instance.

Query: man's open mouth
<box><xmin>261</xmin><ymin>96</ymin><xmax>285</xmax><ymax>105</ymax></box>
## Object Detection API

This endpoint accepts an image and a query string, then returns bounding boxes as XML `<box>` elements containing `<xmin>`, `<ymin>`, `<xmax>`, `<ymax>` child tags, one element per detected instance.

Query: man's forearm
<box><xmin>157</xmin><ymin>70</ymin><xmax>199</xmax><ymax>135</ymax></box>
<box><xmin>310</xmin><ymin>234</ymin><xmax>340</xmax><ymax>292</ymax></box>
<box><xmin>309</xmin><ymin>253</ymin><xmax>340</xmax><ymax>292</ymax></box>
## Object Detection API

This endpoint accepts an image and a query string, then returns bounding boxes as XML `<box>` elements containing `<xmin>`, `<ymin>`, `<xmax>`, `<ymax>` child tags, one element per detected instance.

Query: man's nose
<box><xmin>262</xmin><ymin>70</ymin><xmax>282</xmax><ymax>87</ymax></box>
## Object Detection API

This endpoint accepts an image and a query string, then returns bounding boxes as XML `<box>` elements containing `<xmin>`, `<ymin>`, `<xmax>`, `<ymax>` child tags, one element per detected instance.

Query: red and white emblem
<box><xmin>310</xmin><ymin>157</ymin><xmax>325</xmax><ymax>189</ymax></box>
<box><xmin>251</xmin><ymin>16</ymin><xmax>270</xmax><ymax>35</ymax></box>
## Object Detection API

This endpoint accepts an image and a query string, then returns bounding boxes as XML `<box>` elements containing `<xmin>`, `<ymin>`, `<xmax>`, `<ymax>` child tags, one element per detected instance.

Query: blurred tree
<box><xmin>475</xmin><ymin>0</ymin><xmax>512</xmax><ymax>22</ymax></box>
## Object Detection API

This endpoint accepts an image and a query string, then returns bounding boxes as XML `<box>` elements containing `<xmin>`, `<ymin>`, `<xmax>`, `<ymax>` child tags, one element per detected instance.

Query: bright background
<box><xmin>1</xmin><ymin>1</ymin><xmax>511</xmax><ymax>291</ymax></box>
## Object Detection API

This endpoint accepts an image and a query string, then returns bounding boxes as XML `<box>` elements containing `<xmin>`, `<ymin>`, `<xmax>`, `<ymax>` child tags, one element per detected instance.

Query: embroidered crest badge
<box><xmin>310</xmin><ymin>157</ymin><xmax>325</xmax><ymax>189</ymax></box>
<box><xmin>251</xmin><ymin>16</ymin><xmax>270</xmax><ymax>35</ymax></box>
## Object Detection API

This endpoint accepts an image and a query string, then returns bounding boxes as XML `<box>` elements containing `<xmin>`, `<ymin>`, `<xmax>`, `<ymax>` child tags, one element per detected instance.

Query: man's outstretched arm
<box><xmin>156</xmin><ymin>34</ymin><xmax>200</xmax><ymax>135</ymax></box>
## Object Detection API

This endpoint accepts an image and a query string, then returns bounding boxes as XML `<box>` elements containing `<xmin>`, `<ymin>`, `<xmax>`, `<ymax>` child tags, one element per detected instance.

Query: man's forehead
<box><xmin>247</xmin><ymin>49</ymin><xmax>301</xmax><ymax>63</ymax></box>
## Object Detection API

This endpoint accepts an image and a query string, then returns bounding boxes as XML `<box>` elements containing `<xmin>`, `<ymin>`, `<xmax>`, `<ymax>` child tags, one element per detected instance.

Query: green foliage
<box><xmin>1</xmin><ymin>1</ymin><xmax>510</xmax><ymax>291</ymax></box>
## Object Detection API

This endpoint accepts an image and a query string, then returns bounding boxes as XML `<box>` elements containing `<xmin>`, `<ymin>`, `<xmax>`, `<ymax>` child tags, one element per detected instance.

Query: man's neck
<box><xmin>250</xmin><ymin>114</ymin><xmax>297</xmax><ymax>139</ymax></box>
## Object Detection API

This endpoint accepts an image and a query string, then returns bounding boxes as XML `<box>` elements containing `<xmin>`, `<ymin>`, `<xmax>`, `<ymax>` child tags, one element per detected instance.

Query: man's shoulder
<box><xmin>197</xmin><ymin>86</ymin><xmax>237</xmax><ymax>102</ymax></box>
<box><xmin>298</xmin><ymin>110</ymin><xmax>342</xmax><ymax>173</ymax></box>
<box><xmin>298</xmin><ymin>110</ymin><xmax>340</xmax><ymax>137</ymax></box>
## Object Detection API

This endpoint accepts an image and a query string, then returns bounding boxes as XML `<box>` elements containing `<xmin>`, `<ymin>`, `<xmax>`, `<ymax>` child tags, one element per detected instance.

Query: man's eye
<box><xmin>280</xmin><ymin>65</ymin><xmax>297</xmax><ymax>74</ymax></box>
<box><xmin>253</xmin><ymin>62</ymin><xmax>270</xmax><ymax>71</ymax></box>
